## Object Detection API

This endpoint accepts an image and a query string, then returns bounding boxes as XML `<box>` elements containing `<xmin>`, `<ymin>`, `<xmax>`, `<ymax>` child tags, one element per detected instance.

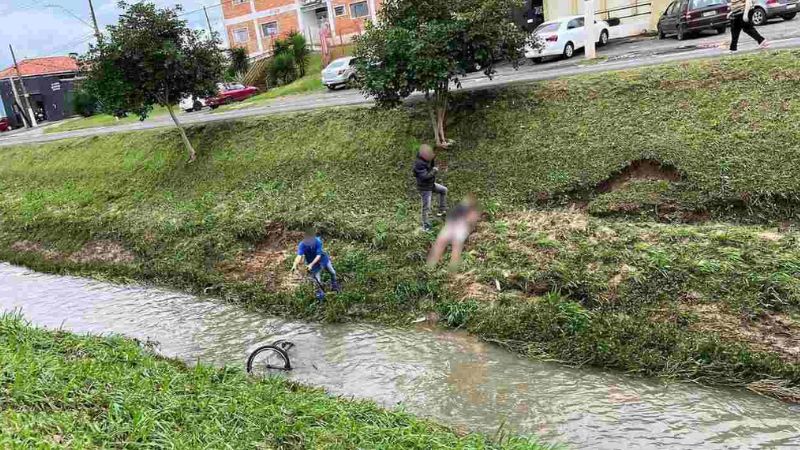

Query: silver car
<box><xmin>750</xmin><ymin>0</ymin><xmax>798</xmax><ymax>25</ymax></box>
<box><xmin>321</xmin><ymin>57</ymin><xmax>359</xmax><ymax>90</ymax></box>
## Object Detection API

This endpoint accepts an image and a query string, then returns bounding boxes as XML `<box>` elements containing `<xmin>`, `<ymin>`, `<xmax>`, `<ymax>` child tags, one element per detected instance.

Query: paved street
<box><xmin>2</xmin><ymin>17</ymin><xmax>799</xmax><ymax>148</ymax></box>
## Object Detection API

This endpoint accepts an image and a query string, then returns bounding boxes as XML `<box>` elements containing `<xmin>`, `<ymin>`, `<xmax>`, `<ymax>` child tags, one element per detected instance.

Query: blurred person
<box><xmin>427</xmin><ymin>196</ymin><xmax>480</xmax><ymax>269</ymax></box>
<box><xmin>413</xmin><ymin>144</ymin><xmax>447</xmax><ymax>232</ymax></box>
<box><xmin>728</xmin><ymin>0</ymin><xmax>769</xmax><ymax>52</ymax></box>
<box><xmin>291</xmin><ymin>227</ymin><xmax>340</xmax><ymax>301</ymax></box>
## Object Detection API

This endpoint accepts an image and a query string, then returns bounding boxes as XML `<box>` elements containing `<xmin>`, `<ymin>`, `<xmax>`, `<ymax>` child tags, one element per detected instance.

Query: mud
<box><xmin>69</xmin><ymin>240</ymin><xmax>135</xmax><ymax>265</ymax></box>
<box><xmin>688</xmin><ymin>303</ymin><xmax>800</xmax><ymax>363</ymax></box>
<box><xmin>218</xmin><ymin>222</ymin><xmax>304</xmax><ymax>291</ymax></box>
<box><xmin>596</xmin><ymin>159</ymin><xmax>681</xmax><ymax>194</ymax></box>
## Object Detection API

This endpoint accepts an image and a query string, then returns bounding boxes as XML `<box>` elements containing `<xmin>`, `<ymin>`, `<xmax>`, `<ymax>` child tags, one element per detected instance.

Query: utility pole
<box><xmin>584</xmin><ymin>0</ymin><xmax>597</xmax><ymax>60</ymax></box>
<box><xmin>203</xmin><ymin>6</ymin><xmax>214</xmax><ymax>39</ymax></box>
<box><xmin>7</xmin><ymin>76</ymin><xmax>30</xmax><ymax>128</ymax></box>
<box><xmin>9</xmin><ymin>45</ymin><xmax>37</xmax><ymax>127</ymax></box>
<box><xmin>87</xmin><ymin>0</ymin><xmax>101</xmax><ymax>41</ymax></box>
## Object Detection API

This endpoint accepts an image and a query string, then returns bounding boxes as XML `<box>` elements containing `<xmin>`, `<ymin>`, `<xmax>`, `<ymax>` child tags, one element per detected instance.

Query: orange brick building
<box><xmin>223</xmin><ymin>0</ymin><xmax>381</xmax><ymax>58</ymax></box>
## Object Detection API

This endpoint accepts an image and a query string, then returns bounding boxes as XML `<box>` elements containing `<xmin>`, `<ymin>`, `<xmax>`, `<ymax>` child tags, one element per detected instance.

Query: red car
<box><xmin>0</xmin><ymin>117</ymin><xmax>10</xmax><ymax>133</ymax></box>
<box><xmin>206</xmin><ymin>82</ymin><xmax>259</xmax><ymax>109</ymax></box>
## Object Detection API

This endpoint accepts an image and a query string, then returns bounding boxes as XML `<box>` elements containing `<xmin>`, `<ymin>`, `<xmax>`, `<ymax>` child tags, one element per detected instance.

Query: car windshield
<box><xmin>690</xmin><ymin>0</ymin><xmax>724</xmax><ymax>8</ymax></box>
<box><xmin>326</xmin><ymin>59</ymin><xmax>349</xmax><ymax>69</ymax></box>
<box><xmin>534</xmin><ymin>23</ymin><xmax>559</xmax><ymax>34</ymax></box>
<box><xmin>229</xmin><ymin>83</ymin><xmax>245</xmax><ymax>90</ymax></box>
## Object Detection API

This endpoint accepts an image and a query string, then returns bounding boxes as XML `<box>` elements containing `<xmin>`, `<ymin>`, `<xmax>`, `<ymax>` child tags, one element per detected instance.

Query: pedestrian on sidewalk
<box><xmin>413</xmin><ymin>144</ymin><xmax>448</xmax><ymax>232</ymax></box>
<box><xmin>291</xmin><ymin>228</ymin><xmax>340</xmax><ymax>301</ymax></box>
<box><xmin>728</xmin><ymin>0</ymin><xmax>770</xmax><ymax>52</ymax></box>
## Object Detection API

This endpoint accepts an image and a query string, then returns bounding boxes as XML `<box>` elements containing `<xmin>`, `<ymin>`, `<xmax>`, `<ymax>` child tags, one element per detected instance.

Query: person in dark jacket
<box><xmin>413</xmin><ymin>144</ymin><xmax>448</xmax><ymax>231</ymax></box>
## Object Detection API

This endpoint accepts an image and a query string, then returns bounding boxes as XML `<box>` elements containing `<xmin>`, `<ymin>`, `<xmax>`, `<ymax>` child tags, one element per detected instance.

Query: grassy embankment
<box><xmin>1</xmin><ymin>51</ymin><xmax>799</xmax><ymax>400</ymax></box>
<box><xmin>0</xmin><ymin>315</ymin><xmax>542</xmax><ymax>448</ymax></box>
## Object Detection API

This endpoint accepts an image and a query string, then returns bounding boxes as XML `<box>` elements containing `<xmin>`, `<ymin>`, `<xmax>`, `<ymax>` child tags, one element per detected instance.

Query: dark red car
<box><xmin>206</xmin><ymin>82</ymin><xmax>259</xmax><ymax>109</ymax></box>
<box><xmin>0</xmin><ymin>117</ymin><xmax>10</xmax><ymax>133</ymax></box>
<box><xmin>657</xmin><ymin>0</ymin><xmax>730</xmax><ymax>40</ymax></box>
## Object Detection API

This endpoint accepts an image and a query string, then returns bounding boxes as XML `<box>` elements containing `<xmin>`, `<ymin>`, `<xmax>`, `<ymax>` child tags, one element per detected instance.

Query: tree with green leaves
<box><xmin>354</xmin><ymin>0</ymin><xmax>531</xmax><ymax>147</ymax></box>
<box><xmin>227</xmin><ymin>47</ymin><xmax>251</xmax><ymax>81</ymax></box>
<box><xmin>83</xmin><ymin>2</ymin><xmax>224</xmax><ymax>162</ymax></box>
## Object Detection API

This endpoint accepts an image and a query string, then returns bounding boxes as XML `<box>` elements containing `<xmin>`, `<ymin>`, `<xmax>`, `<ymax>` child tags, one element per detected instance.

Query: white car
<box><xmin>179</xmin><ymin>95</ymin><xmax>207</xmax><ymax>113</ymax></box>
<box><xmin>322</xmin><ymin>57</ymin><xmax>359</xmax><ymax>90</ymax></box>
<box><xmin>525</xmin><ymin>15</ymin><xmax>610</xmax><ymax>62</ymax></box>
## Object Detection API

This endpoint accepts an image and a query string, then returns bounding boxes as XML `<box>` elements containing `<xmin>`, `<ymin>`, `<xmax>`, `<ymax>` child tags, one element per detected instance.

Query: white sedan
<box><xmin>525</xmin><ymin>15</ymin><xmax>611</xmax><ymax>62</ymax></box>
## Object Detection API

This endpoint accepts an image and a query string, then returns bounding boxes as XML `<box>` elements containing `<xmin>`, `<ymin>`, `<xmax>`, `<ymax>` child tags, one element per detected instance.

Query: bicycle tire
<box><xmin>246</xmin><ymin>345</ymin><xmax>291</xmax><ymax>373</ymax></box>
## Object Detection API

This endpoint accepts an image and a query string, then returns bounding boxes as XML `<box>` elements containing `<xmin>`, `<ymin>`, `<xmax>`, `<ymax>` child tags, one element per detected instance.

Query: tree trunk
<box><xmin>166</xmin><ymin>104</ymin><xmax>197</xmax><ymax>162</ymax></box>
<box><xmin>434</xmin><ymin>84</ymin><xmax>450</xmax><ymax>148</ymax></box>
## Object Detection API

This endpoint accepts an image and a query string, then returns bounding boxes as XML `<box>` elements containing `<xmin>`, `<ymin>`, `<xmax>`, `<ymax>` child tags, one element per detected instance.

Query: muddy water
<box><xmin>1</xmin><ymin>263</ymin><xmax>798</xmax><ymax>449</ymax></box>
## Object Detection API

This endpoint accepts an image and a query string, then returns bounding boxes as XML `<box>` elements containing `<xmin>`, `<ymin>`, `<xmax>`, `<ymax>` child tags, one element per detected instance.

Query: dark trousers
<box><xmin>420</xmin><ymin>183</ymin><xmax>448</xmax><ymax>228</ymax></box>
<box><xmin>730</xmin><ymin>12</ymin><xmax>765</xmax><ymax>51</ymax></box>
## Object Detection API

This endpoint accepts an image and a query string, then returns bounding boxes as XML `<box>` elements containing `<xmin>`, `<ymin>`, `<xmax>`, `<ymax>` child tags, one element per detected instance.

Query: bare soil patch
<box><xmin>597</xmin><ymin>159</ymin><xmax>681</xmax><ymax>193</ymax></box>
<box><xmin>218</xmin><ymin>222</ymin><xmax>304</xmax><ymax>291</ymax></box>
<box><xmin>11</xmin><ymin>241</ymin><xmax>62</xmax><ymax>260</ymax></box>
<box><xmin>69</xmin><ymin>240</ymin><xmax>135</xmax><ymax>265</ymax></box>
<box><xmin>687</xmin><ymin>303</ymin><xmax>800</xmax><ymax>363</ymax></box>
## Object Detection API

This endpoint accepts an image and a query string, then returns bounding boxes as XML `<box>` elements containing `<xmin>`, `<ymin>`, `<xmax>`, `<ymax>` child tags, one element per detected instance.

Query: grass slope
<box><xmin>0</xmin><ymin>51</ymin><xmax>798</xmax><ymax>397</ymax></box>
<box><xmin>0</xmin><ymin>315</ymin><xmax>542</xmax><ymax>448</ymax></box>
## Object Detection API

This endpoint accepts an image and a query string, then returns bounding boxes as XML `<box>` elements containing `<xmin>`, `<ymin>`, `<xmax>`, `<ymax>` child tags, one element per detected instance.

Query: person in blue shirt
<box><xmin>291</xmin><ymin>228</ymin><xmax>340</xmax><ymax>300</ymax></box>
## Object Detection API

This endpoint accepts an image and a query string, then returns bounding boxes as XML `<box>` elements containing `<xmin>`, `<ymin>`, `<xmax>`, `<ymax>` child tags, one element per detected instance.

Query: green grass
<box><xmin>45</xmin><ymin>106</ymin><xmax>172</xmax><ymax>134</ymax></box>
<box><xmin>218</xmin><ymin>53</ymin><xmax>327</xmax><ymax>112</ymax></box>
<box><xmin>0</xmin><ymin>315</ymin><xmax>544</xmax><ymax>448</ymax></box>
<box><xmin>0</xmin><ymin>50</ymin><xmax>799</xmax><ymax>399</ymax></box>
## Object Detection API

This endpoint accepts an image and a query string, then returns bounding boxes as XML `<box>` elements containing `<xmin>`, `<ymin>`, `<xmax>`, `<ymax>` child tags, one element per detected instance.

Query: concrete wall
<box><xmin>543</xmin><ymin>0</ymin><xmax>669</xmax><ymax>34</ymax></box>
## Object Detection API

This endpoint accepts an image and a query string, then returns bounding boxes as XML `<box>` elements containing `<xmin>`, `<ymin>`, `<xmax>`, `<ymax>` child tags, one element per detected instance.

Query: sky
<box><xmin>0</xmin><ymin>0</ymin><xmax>229</xmax><ymax>115</ymax></box>
<box><xmin>0</xmin><ymin>0</ymin><xmax>228</xmax><ymax>70</ymax></box>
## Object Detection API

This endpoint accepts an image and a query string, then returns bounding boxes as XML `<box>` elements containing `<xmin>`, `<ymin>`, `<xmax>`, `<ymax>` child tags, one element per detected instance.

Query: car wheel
<box><xmin>563</xmin><ymin>42</ymin><xmax>575</xmax><ymax>59</ymax></box>
<box><xmin>751</xmin><ymin>7</ymin><xmax>767</xmax><ymax>26</ymax></box>
<box><xmin>657</xmin><ymin>25</ymin><xmax>666</xmax><ymax>39</ymax></box>
<box><xmin>326</xmin><ymin>84</ymin><xmax>337</xmax><ymax>90</ymax></box>
<box><xmin>346</xmin><ymin>75</ymin><xmax>357</xmax><ymax>89</ymax></box>
<box><xmin>530</xmin><ymin>57</ymin><xmax>543</xmax><ymax>64</ymax></box>
<box><xmin>716</xmin><ymin>25</ymin><xmax>727</xmax><ymax>34</ymax></box>
<box><xmin>598</xmin><ymin>29</ymin><xmax>609</xmax><ymax>47</ymax></box>
<box><xmin>209</xmin><ymin>105</ymin><xmax>219</xmax><ymax>110</ymax></box>
<box><xmin>676</xmin><ymin>24</ymin><xmax>686</xmax><ymax>41</ymax></box>
<box><xmin>781</xmin><ymin>12</ymin><xmax>797</xmax><ymax>20</ymax></box>
<box><xmin>192</xmin><ymin>101</ymin><xmax>202</xmax><ymax>112</ymax></box>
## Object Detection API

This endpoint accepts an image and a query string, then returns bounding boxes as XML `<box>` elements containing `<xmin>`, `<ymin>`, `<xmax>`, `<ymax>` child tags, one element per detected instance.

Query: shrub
<box><xmin>289</xmin><ymin>31</ymin><xmax>310</xmax><ymax>77</ymax></box>
<box><xmin>71</xmin><ymin>87</ymin><xmax>98</xmax><ymax>117</ymax></box>
<box><xmin>267</xmin><ymin>53</ymin><xmax>297</xmax><ymax>87</ymax></box>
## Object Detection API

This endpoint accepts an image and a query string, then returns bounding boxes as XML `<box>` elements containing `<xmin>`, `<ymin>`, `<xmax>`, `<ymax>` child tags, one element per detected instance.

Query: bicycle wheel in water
<box><xmin>246</xmin><ymin>345</ymin><xmax>291</xmax><ymax>374</ymax></box>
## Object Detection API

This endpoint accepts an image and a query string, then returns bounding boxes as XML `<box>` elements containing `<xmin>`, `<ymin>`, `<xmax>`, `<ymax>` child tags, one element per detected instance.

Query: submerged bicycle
<box><xmin>246</xmin><ymin>339</ymin><xmax>295</xmax><ymax>373</ymax></box>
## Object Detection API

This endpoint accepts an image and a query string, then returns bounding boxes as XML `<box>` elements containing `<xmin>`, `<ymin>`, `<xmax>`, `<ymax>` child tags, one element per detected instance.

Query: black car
<box><xmin>657</xmin><ymin>0</ymin><xmax>731</xmax><ymax>40</ymax></box>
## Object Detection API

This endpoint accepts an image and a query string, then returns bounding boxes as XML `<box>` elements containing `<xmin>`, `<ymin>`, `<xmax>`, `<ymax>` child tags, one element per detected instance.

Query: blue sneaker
<box><xmin>316</xmin><ymin>291</ymin><xmax>326</xmax><ymax>301</ymax></box>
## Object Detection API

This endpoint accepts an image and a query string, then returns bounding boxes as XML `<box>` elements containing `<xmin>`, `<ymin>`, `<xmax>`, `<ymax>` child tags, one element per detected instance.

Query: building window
<box><xmin>261</xmin><ymin>22</ymin><xmax>278</xmax><ymax>37</ymax></box>
<box><xmin>232</xmin><ymin>0</ymin><xmax>247</xmax><ymax>4</ymax></box>
<box><xmin>349</xmin><ymin>1</ymin><xmax>369</xmax><ymax>18</ymax></box>
<box><xmin>233</xmin><ymin>28</ymin><xmax>249</xmax><ymax>43</ymax></box>
<box><xmin>334</xmin><ymin>5</ymin><xmax>346</xmax><ymax>16</ymax></box>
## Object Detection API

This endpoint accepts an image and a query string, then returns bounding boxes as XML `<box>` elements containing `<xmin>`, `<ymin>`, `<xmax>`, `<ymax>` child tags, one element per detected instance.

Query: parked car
<box><xmin>657</xmin><ymin>0</ymin><xmax>730</xmax><ymax>40</ymax></box>
<box><xmin>524</xmin><ymin>16</ymin><xmax>611</xmax><ymax>63</ymax></box>
<box><xmin>179</xmin><ymin>95</ymin><xmax>207</xmax><ymax>113</ymax></box>
<box><xmin>322</xmin><ymin>57</ymin><xmax>359</xmax><ymax>90</ymax></box>
<box><xmin>206</xmin><ymin>83</ymin><xmax>258</xmax><ymax>109</ymax></box>
<box><xmin>750</xmin><ymin>0</ymin><xmax>798</xmax><ymax>26</ymax></box>
<box><xmin>0</xmin><ymin>117</ymin><xmax>9</xmax><ymax>132</ymax></box>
